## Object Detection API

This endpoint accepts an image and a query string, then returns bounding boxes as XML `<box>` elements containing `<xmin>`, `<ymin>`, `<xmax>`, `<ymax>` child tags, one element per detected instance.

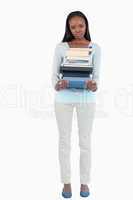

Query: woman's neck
<box><xmin>72</xmin><ymin>38</ymin><xmax>87</xmax><ymax>42</ymax></box>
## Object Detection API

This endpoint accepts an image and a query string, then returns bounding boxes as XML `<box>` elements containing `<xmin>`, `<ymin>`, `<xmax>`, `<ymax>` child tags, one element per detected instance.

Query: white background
<box><xmin>0</xmin><ymin>0</ymin><xmax>133</xmax><ymax>199</ymax></box>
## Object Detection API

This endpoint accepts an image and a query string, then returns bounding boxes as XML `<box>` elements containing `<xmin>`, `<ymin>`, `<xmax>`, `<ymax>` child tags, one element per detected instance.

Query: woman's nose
<box><xmin>75</xmin><ymin>29</ymin><xmax>80</xmax><ymax>33</ymax></box>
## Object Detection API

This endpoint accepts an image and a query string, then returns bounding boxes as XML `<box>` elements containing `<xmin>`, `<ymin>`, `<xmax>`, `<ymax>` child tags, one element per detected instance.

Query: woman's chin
<box><xmin>75</xmin><ymin>35</ymin><xmax>84</xmax><ymax>40</ymax></box>
<box><xmin>74</xmin><ymin>36</ymin><xmax>84</xmax><ymax>39</ymax></box>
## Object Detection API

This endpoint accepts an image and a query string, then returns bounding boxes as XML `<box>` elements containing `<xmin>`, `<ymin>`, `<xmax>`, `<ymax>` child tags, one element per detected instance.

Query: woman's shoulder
<box><xmin>55</xmin><ymin>42</ymin><xmax>67</xmax><ymax>49</ymax></box>
<box><xmin>91</xmin><ymin>42</ymin><xmax>101</xmax><ymax>55</ymax></box>
<box><xmin>91</xmin><ymin>42</ymin><xmax>101</xmax><ymax>49</ymax></box>
<box><xmin>54</xmin><ymin>42</ymin><xmax>68</xmax><ymax>54</ymax></box>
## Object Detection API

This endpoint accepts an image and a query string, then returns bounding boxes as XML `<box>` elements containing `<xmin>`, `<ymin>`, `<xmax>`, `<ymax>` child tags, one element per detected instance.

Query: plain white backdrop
<box><xmin>0</xmin><ymin>0</ymin><xmax>133</xmax><ymax>199</ymax></box>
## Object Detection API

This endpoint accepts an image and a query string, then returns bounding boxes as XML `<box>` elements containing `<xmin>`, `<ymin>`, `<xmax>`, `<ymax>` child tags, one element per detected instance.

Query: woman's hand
<box><xmin>86</xmin><ymin>80</ymin><xmax>97</xmax><ymax>92</ymax></box>
<box><xmin>55</xmin><ymin>80</ymin><xmax>69</xmax><ymax>91</ymax></box>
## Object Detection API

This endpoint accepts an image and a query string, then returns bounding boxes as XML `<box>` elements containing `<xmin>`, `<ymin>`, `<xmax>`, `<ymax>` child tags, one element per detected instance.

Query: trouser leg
<box><xmin>54</xmin><ymin>102</ymin><xmax>74</xmax><ymax>184</ymax></box>
<box><xmin>76</xmin><ymin>102</ymin><xmax>96</xmax><ymax>184</ymax></box>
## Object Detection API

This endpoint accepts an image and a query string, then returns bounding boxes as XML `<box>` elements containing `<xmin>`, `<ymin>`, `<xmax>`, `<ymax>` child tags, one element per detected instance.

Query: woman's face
<box><xmin>68</xmin><ymin>16</ymin><xmax>86</xmax><ymax>39</ymax></box>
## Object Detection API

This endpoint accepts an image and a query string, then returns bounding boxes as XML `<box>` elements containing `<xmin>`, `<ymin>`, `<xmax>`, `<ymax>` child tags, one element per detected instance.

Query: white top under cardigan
<box><xmin>51</xmin><ymin>42</ymin><xmax>101</xmax><ymax>103</ymax></box>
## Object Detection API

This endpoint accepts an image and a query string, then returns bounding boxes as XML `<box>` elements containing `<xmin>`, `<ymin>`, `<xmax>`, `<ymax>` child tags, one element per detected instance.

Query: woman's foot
<box><xmin>63</xmin><ymin>184</ymin><xmax>72</xmax><ymax>193</ymax></box>
<box><xmin>80</xmin><ymin>184</ymin><xmax>90</xmax><ymax>197</ymax></box>
<box><xmin>80</xmin><ymin>184</ymin><xmax>89</xmax><ymax>192</ymax></box>
<box><xmin>62</xmin><ymin>184</ymin><xmax>72</xmax><ymax>198</ymax></box>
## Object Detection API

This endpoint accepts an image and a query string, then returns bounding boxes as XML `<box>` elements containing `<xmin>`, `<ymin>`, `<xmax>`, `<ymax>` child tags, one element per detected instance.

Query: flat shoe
<box><xmin>80</xmin><ymin>191</ymin><xmax>90</xmax><ymax>197</ymax></box>
<box><xmin>62</xmin><ymin>191</ymin><xmax>72</xmax><ymax>198</ymax></box>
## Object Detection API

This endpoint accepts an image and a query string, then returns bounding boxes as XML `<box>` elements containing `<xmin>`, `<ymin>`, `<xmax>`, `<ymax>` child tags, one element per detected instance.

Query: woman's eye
<box><xmin>71</xmin><ymin>25</ymin><xmax>84</xmax><ymax>29</ymax></box>
<box><xmin>71</xmin><ymin>26</ymin><xmax>75</xmax><ymax>29</ymax></box>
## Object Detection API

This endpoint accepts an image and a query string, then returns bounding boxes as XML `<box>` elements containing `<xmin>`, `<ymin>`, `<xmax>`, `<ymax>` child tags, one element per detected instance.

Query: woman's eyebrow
<box><xmin>70</xmin><ymin>23</ymin><xmax>83</xmax><ymax>26</ymax></box>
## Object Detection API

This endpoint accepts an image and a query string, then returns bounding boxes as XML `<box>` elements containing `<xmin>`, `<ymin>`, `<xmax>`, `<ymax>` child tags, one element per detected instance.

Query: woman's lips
<box><xmin>75</xmin><ymin>33</ymin><xmax>82</xmax><ymax>36</ymax></box>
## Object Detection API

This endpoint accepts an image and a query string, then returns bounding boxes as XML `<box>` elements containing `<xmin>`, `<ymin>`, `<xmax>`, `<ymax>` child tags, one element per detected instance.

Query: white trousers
<box><xmin>54</xmin><ymin>101</ymin><xmax>96</xmax><ymax>184</ymax></box>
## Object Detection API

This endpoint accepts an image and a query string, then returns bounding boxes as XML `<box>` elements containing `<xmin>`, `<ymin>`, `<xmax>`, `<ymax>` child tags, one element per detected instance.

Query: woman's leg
<box><xmin>54</xmin><ymin>101</ymin><xmax>74</xmax><ymax>184</ymax></box>
<box><xmin>76</xmin><ymin>102</ymin><xmax>96</xmax><ymax>184</ymax></box>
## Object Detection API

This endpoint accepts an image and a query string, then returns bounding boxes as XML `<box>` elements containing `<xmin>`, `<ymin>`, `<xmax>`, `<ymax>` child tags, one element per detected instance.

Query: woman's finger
<box><xmin>92</xmin><ymin>80</ymin><xmax>96</xmax><ymax>84</ymax></box>
<box><xmin>92</xmin><ymin>85</ymin><xmax>97</xmax><ymax>91</ymax></box>
<box><xmin>92</xmin><ymin>81</ymin><xmax>96</xmax><ymax>86</ymax></box>
<box><xmin>63</xmin><ymin>80</ymin><xmax>67</xmax><ymax>88</ymax></box>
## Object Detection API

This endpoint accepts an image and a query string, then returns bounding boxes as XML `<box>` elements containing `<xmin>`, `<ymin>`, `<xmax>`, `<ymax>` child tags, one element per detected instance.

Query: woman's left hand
<box><xmin>85</xmin><ymin>80</ymin><xmax>97</xmax><ymax>92</ymax></box>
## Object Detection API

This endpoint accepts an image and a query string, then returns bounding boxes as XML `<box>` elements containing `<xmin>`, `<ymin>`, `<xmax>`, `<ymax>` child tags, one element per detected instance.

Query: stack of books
<box><xmin>59</xmin><ymin>46</ymin><xmax>94</xmax><ymax>89</ymax></box>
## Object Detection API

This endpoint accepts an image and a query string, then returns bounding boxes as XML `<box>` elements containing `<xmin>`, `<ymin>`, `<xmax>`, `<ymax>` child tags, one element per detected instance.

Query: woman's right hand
<box><xmin>55</xmin><ymin>80</ymin><xmax>69</xmax><ymax>91</ymax></box>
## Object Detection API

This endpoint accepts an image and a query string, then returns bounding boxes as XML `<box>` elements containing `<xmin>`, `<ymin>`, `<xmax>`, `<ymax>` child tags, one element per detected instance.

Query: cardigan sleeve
<box><xmin>92</xmin><ymin>43</ymin><xmax>101</xmax><ymax>86</ymax></box>
<box><xmin>51</xmin><ymin>43</ymin><xmax>63</xmax><ymax>89</ymax></box>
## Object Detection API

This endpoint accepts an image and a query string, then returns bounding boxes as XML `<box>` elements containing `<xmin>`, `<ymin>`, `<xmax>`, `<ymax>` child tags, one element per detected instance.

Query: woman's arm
<box><xmin>51</xmin><ymin>43</ymin><xmax>62</xmax><ymax>89</ymax></box>
<box><xmin>92</xmin><ymin>43</ymin><xmax>101</xmax><ymax>87</ymax></box>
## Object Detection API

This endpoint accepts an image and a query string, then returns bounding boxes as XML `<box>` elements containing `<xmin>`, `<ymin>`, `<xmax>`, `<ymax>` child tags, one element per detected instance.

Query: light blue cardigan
<box><xmin>51</xmin><ymin>42</ymin><xmax>101</xmax><ymax>103</ymax></box>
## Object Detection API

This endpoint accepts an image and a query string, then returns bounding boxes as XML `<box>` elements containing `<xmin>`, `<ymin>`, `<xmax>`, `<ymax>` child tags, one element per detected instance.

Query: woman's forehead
<box><xmin>69</xmin><ymin>16</ymin><xmax>85</xmax><ymax>24</ymax></box>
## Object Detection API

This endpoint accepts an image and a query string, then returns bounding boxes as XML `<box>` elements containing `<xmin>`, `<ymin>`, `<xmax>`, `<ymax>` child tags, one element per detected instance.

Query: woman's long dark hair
<box><xmin>62</xmin><ymin>11</ymin><xmax>91</xmax><ymax>42</ymax></box>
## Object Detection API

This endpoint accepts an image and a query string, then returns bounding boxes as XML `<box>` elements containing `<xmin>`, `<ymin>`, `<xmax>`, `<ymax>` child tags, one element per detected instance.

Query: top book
<box><xmin>66</xmin><ymin>47</ymin><xmax>92</xmax><ymax>58</ymax></box>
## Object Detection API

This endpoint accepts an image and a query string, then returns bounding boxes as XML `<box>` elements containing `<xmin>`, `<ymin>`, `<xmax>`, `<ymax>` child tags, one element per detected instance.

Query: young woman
<box><xmin>51</xmin><ymin>11</ymin><xmax>101</xmax><ymax>198</ymax></box>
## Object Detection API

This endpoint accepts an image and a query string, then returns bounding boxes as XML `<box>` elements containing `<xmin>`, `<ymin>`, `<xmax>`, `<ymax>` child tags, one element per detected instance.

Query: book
<box><xmin>66</xmin><ymin>47</ymin><xmax>92</xmax><ymax>58</ymax></box>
